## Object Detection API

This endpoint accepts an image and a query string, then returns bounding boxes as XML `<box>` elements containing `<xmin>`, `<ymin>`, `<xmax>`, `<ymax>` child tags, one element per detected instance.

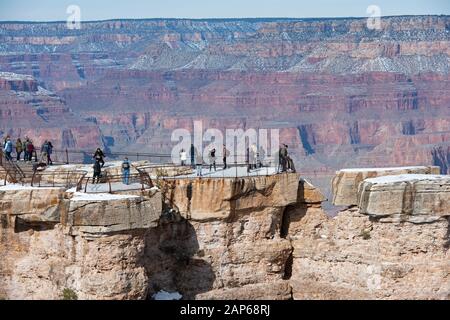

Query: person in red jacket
<box><xmin>27</xmin><ymin>140</ymin><xmax>35</xmax><ymax>162</ymax></box>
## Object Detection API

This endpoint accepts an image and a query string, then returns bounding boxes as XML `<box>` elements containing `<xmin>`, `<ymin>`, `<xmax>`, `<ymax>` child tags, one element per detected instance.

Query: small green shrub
<box><xmin>360</xmin><ymin>229</ymin><xmax>371</xmax><ymax>240</ymax></box>
<box><xmin>62</xmin><ymin>288</ymin><xmax>78</xmax><ymax>300</ymax></box>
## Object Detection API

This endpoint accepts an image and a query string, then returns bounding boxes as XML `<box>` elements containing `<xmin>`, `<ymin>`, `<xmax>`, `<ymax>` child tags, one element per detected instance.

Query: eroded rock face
<box><xmin>288</xmin><ymin>207</ymin><xmax>450</xmax><ymax>300</ymax></box>
<box><xmin>1</xmin><ymin>162</ymin><xmax>449</xmax><ymax>300</ymax></box>
<box><xmin>358</xmin><ymin>174</ymin><xmax>450</xmax><ymax>223</ymax></box>
<box><xmin>0</xmin><ymin>224</ymin><xmax>148</xmax><ymax>300</ymax></box>
<box><xmin>332</xmin><ymin>166</ymin><xmax>440</xmax><ymax>206</ymax></box>
<box><xmin>0</xmin><ymin>180</ymin><xmax>161</xmax><ymax>300</ymax></box>
<box><xmin>0</xmin><ymin>186</ymin><xmax>67</xmax><ymax>223</ymax></box>
<box><xmin>67</xmin><ymin>192</ymin><xmax>161</xmax><ymax>235</ymax></box>
<box><xmin>288</xmin><ymin>171</ymin><xmax>450</xmax><ymax>300</ymax></box>
<box><xmin>145</xmin><ymin>173</ymin><xmax>300</xmax><ymax>299</ymax></box>
<box><xmin>159</xmin><ymin>173</ymin><xmax>299</xmax><ymax>221</ymax></box>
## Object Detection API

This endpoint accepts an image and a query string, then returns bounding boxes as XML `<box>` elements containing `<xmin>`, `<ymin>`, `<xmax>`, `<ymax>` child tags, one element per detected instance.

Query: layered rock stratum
<box><xmin>0</xmin><ymin>162</ymin><xmax>448</xmax><ymax>300</ymax></box>
<box><xmin>0</xmin><ymin>16</ymin><xmax>449</xmax><ymax>209</ymax></box>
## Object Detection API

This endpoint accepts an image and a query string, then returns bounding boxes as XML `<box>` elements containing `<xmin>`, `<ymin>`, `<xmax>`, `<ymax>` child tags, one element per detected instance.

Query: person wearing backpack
<box><xmin>93</xmin><ymin>148</ymin><xmax>105</xmax><ymax>168</ymax></box>
<box><xmin>122</xmin><ymin>157</ymin><xmax>131</xmax><ymax>185</ymax></box>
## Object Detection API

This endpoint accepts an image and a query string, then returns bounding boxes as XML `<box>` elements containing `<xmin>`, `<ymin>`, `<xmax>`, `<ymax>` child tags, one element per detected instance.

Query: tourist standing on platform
<box><xmin>246</xmin><ymin>147</ymin><xmax>250</xmax><ymax>173</ymax></box>
<box><xmin>27</xmin><ymin>140</ymin><xmax>36</xmax><ymax>162</ymax></box>
<box><xmin>180</xmin><ymin>149</ymin><xmax>187</xmax><ymax>166</ymax></box>
<box><xmin>122</xmin><ymin>157</ymin><xmax>131</xmax><ymax>185</ymax></box>
<box><xmin>279</xmin><ymin>144</ymin><xmax>288</xmax><ymax>172</ymax></box>
<box><xmin>47</xmin><ymin>141</ymin><xmax>53</xmax><ymax>165</ymax></box>
<box><xmin>190</xmin><ymin>144</ymin><xmax>195</xmax><ymax>168</ymax></box>
<box><xmin>41</xmin><ymin>140</ymin><xmax>49</xmax><ymax>164</ymax></box>
<box><xmin>222</xmin><ymin>144</ymin><xmax>230</xmax><ymax>170</ymax></box>
<box><xmin>15</xmin><ymin>138</ymin><xmax>23</xmax><ymax>161</ymax></box>
<box><xmin>21</xmin><ymin>139</ymin><xmax>26</xmax><ymax>158</ymax></box>
<box><xmin>93</xmin><ymin>160</ymin><xmax>102</xmax><ymax>184</ymax></box>
<box><xmin>209</xmin><ymin>148</ymin><xmax>216</xmax><ymax>172</ymax></box>
<box><xmin>93</xmin><ymin>148</ymin><xmax>105</xmax><ymax>168</ymax></box>
<box><xmin>258</xmin><ymin>146</ymin><xmax>266</xmax><ymax>168</ymax></box>
<box><xmin>250</xmin><ymin>144</ymin><xmax>258</xmax><ymax>170</ymax></box>
<box><xmin>3</xmin><ymin>137</ymin><xmax>12</xmax><ymax>161</ymax></box>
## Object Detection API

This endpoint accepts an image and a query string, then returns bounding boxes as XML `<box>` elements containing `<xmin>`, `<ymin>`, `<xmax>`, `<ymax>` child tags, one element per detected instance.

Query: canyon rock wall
<box><xmin>0</xmin><ymin>163</ymin><xmax>448</xmax><ymax>300</ymax></box>
<box><xmin>0</xmin><ymin>16</ymin><xmax>449</xmax><ymax>210</ymax></box>
<box><xmin>145</xmin><ymin>174</ymin><xmax>300</xmax><ymax>299</ymax></box>
<box><xmin>0</xmin><ymin>184</ymin><xmax>161</xmax><ymax>300</ymax></box>
<box><xmin>288</xmin><ymin>168</ymin><xmax>449</xmax><ymax>299</ymax></box>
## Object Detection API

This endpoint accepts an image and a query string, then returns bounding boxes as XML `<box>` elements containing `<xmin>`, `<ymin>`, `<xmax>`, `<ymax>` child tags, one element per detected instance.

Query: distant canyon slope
<box><xmin>0</xmin><ymin>16</ymin><xmax>449</xmax><ymax>206</ymax></box>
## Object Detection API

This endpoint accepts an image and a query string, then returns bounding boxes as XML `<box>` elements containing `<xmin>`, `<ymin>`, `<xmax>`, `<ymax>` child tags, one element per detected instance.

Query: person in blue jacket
<box><xmin>3</xmin><ymin>137</ymin><xmax>13</xmax><ymax>161</ymax></box>
<box><xmin>122</xmin><ymin>157</ymin><xmax>131</xmax><ymax>185</ymax></box>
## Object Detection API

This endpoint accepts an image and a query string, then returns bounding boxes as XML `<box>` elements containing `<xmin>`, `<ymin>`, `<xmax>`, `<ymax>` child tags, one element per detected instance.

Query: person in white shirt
<box><xmin>180</xmin><ymin>149</ymin><xmax>187</xmax><ymax>166</ymax></box>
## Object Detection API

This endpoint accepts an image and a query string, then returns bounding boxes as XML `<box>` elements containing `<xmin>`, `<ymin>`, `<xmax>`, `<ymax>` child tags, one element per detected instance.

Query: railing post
<box><xmin>31</xmin><ymin>170</ymin><xmax>36</xmax><ymax>187</ymax></box>
<box><xmin>65</xmin><ymin>149</ymin><xmax>69</xmax><ymax>164</ymax></box>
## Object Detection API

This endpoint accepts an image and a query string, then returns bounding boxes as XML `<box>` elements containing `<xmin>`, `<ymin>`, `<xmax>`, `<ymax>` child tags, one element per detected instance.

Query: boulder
<box><xmin>159</xmin><ymin>173</ymin><xmax>300</xmax><ymax>221</ymax></box>
<box><xmin>0</xmin><ymin>185</ymin><xmax>67</xmax><ymax>223</ymax></box>
<box><xmin>357</xmin><ymin>174</ymin><xmax>450</xmax><ymax>223</ymax></box>
<box><xmin>332</xmin><ymin>166</ymin><xmax>440</xmax><ymax>206</ymax></box>
<box><xmin>66</xmin><ymin>191</ymin><xmax>162</xmax><ymax>235</ymax></box>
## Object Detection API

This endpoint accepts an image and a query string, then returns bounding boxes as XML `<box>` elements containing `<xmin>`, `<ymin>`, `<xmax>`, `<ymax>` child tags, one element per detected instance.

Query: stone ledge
<box><xmin>332</xmin><ymin>166</ymin><xmax>440</xmax><ymax>207</ymax></box>
<box><xmin>357</xmin><ymin>174</ymin><xmax>450</xmax><ymax>222</ymax></box>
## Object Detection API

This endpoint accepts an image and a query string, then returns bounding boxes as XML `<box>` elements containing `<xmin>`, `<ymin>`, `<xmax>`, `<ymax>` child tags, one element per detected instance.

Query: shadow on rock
<box><xmin>144</xmin><ymin>209</ymin><xmax>215</xmax><ymax>300</ymax></box>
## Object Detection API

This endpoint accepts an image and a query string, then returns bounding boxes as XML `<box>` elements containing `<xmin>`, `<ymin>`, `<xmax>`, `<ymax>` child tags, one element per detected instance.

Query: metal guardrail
<box><xmin>78</xmin><ymin>171</ymin><xmax>154</xmax><ymax>193</ymax></box>
<box><xmin>30</xmin><ymin>170</ymin><xmax>88</xmax><ymax>189</ymax></box>
<box><xmin>2</xmin><ymin>145</ymin><xmax>291</xmax><ymax>194</ymax></box>
<box><xmin>0</xmin><ymin>149</ymin><xmax>26</xmax><ymax>184</ymax></box>
<box><xmin>137</xmin><ymin>159</ymin><xmax>285</xmax><ymax>181</ymax></box>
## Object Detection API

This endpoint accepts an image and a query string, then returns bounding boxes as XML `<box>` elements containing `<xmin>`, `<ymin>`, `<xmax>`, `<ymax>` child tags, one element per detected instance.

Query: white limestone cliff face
<box><xmin>358</xmin><ymin>174</ymin><xmax>450</xmax><ymax>223</ymax></box>
<box><xmin>289</xmin><ymin>169</ymin><xmax>449</xmax><ymax>300</ymax></box>
<box><xmin>0</xmin><ymin>162</ymin><xmax>448</xmax><ymax>300</ymax></box>
<box><xmin>332</xmin><ymin>166</ymin><xmax>440</xmax><ymax>207</ymax></box>
<box><xmin>145</xmin><ymin>174</ymin><xmax>300</xmax><ymax>300</ymax></box>
<box><xmin>0</xmin><ymin>183</ymin><xmax>161</xmax><ymax>300</ymax></box>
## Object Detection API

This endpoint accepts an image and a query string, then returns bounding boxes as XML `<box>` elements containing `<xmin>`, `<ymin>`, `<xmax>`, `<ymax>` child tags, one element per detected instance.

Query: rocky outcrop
<box><xmin>0</xmin><ymin>174</ymin><xmax>161</xmax><ymax>300</ymax></box>
<box><xmin>1</xmin><ymin>17</ymin><xmax>450</xmax><ymax>208</ymax></box>
<box><xmin>145</xmin><ymin>173</ymin><xmax>300</xmax><ymax>299</ymax></box>
<box><xmin>286</xmin><ymin>169</ymin><xmax>449</xmax><ymax>300</ymax></box>
<box><xmin>289</xmin><ymin>207</ymin><xmax>449</xmax><ymax>299</ymax></box>
<box><xmin>0</xmin><ymin>162</ymin><xmax>448</xmax><ymax>300</ymax></box>
<box><xmin>358</xmin><ymin>174</ymin><xmax>450</xmax><ymax>223</ymax></box>
<box><xmin>332</xmin><ymin>166</ymin><xmax>440</xmax><ymax>206</ymax></box>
